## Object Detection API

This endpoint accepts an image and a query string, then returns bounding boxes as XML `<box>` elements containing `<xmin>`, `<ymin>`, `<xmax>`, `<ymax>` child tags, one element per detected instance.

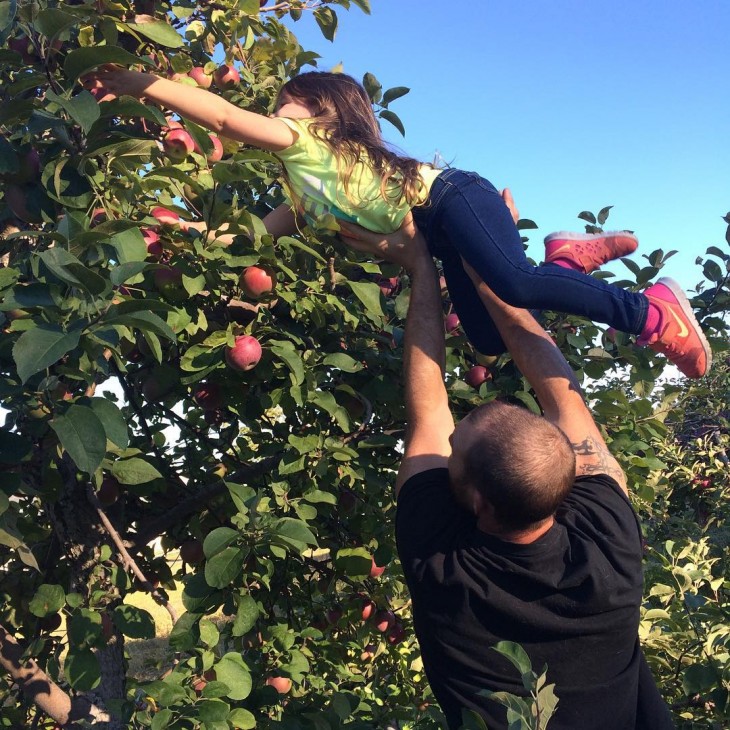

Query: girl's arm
<box><xmin>83</xmin><ymin>67</ymin><xmax>295</xmax><ymax>151</ymax></box>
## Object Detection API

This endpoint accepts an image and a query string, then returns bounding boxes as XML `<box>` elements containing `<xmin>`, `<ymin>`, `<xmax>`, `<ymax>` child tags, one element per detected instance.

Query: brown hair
<box><xmin>461</xmin><ymin>401</ymin><xmax>576</xmax><ymax>531</ymax></box>
<box><xmin>277</xmin><ymin>71</ymin><xmax>426</xmax><ymax>208</ymax></box>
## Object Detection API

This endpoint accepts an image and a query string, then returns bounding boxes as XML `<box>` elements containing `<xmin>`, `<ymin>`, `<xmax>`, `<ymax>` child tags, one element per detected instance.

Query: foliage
<box><xmin>0</xmin><ymin>1</ymin><xmax>729</xmax><ymax>729</ymax></box>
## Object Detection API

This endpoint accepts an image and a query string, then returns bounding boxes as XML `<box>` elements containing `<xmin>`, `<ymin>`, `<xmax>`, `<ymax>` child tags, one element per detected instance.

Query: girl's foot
<box><xmin>544</xmin><ymin>231</ymin><xmax>638</xmax><ymax>274</ymax></box>
<box><xmin>638</xmin><ymin>278</ymin><xmax>712</xmax><ymax>378</ymax></box>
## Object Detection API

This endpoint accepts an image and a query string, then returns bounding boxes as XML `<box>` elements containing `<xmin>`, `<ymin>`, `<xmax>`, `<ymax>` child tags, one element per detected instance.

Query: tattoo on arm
<box><xmin>570</xmin><ymin>436</ymin><xmax>626</xmax><ymax>488</ymax></box>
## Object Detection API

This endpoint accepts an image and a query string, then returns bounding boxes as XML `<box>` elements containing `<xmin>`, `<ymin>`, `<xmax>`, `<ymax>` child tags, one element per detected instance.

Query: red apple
<box><xmin>265</xmin><ymin>676</ymin><xmax>291</xmax><ymax>694</ymax></box>
<box><xmin>98</xmin><ymin>476</ymin><xmax>120</xmax><ymax>506</ymax></box>
<box><xmin>225</xmin><ymin>335</ymin><xmax>262</xmax><ymax>371</ymax></box>
<box><xmin>142</xmin><ymin>228</ymin><xmax>162</xmax><ymax>258</ymax></box>
<box><xmin>207</xmin><ymin>134</ymin><xmax>224</xmax><ymax>162</ymax></box>
<box><xmin>188</xmin><ymin>67</ymin><xmax>212</xmax><ymax>88</ymax></box>
<box><xmin>338</xmin><ymin>487</ymin><xmax>357</xmax><ymax>513</ymax></box>
<box><xmin>326</xmin><ymin>606</ymin><xmax>343</xmax><ymax>625</ymax></box>
<box><xmin>360</xmin><ymin>598</ymin><xmax>376</xmax><ymax>622</ymax></box>
<box><xmin>373</xmin><ymin>609</ymin><xmax>395</xmax><ymax>633</ymax></box>
<box><xmin>180</xmin><ymin>539</ymin><xmax>205</xmax><ymax>564</ymax></box>
<box><xmin>444</xmin><ymin>313</ymin><xmax>460</xmax><ymax>333</ymax></box>
<box><xmin>386</xmin><ymin>622</ymin><xmax>406</xmax><ymax>645</ymax></box>
<box><xmin>163</xmin><ymin>128</ymin><xmax>195</xmax><ymax>162</ymax></box>
<box><xmin>192</xmin><ymin>382</ymin><xmax>222</xmax><ymax>410</ymax></box>
<box><xmin>240</xmin><ymin>265</ymin><xmax>276</xmax><ymax>298</ymax></box>
<box><xmin>6</xmin><ymin>148</ymin><xmax>41</xmax><ymax>184</ymax></box>
<box><xmin>213</xmin><ymin>64</ymin><xmax>240</xmax><ymax>90</ymax></box>
<box><xmin>151</xmin><ymin>206</ymin><xmax>181</xmax><ymax>227</ymax></box>
<box><xmin>90</xmin><ymin>208</ymin><xmax>107</xmax><ymax>227</ymax></box>
<box><xmin>5</xmin><ymin>184</ymin><xmax>43</xmax><ymax>223</ymax></box>
<box><xmin>465</xmin><ymin>365</ymin><xmax>491</xmax><ymax>389</ymax></box>
<box><xmin>360</xmin><ymin>643</ymin><xmax>376</xmax><ymax>661</ymax></box>
<box><xmin>377</xmin><ymin>276</ymin><xmax>398</xmax><ymax>297</ymax></box>
<box><xmin>39</xmin><ymin>613</ymin><xmax>63</xmax><ymax>632</ymax></box>
<box><xmin>369</xmin><ymin>557</ymin><xmax>385</xmax><ymax>579</ymax></box>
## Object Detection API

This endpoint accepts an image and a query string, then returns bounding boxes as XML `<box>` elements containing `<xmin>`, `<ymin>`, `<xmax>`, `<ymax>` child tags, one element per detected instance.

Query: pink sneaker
<box><xmin>638</xmin><ymin>278</ymin><xmax>712</xmax><ymax>379</ymax></box>
<box><xmin>544</xmin><ymin>231</ymin><xmax>638</xmax><ymax>274</ymax></box>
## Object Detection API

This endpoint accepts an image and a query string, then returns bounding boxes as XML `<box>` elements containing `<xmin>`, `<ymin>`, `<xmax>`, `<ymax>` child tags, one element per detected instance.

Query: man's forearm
<box><xmin>403</xmin><ymin>255</ymin><xmax>449</xmax><ymax>424</ymax></box>
<box><xmin>463</xmin><ymin>267</ymin><xmax>583</xmax><ymax>420</ymax></box>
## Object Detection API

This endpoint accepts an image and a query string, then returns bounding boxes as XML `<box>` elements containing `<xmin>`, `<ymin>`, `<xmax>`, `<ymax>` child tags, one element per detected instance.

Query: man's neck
<box><xmin>476</xmin><ymin>514</ymin><xmax>555</xmax><ymax>544</ymax></box>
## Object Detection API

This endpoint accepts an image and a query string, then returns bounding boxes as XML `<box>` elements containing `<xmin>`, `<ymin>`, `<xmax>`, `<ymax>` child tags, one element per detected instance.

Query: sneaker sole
<box><xmin>655</xmin><ymin>277</ymin><xmax>713</xmax><ymax>376</ymax></box>
<box><xmin>544</xmin><ymin>230</ymin><xmax>638</xmax><ymax>246</ymax></box>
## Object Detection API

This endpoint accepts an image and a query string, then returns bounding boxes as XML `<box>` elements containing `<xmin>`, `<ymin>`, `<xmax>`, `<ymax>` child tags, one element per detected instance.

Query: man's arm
<box><xmin>461</xmin><ymin>262</ymin><xmax>627</xmax><ymax>493</ymax></box>
<box><xmin>340</xmin><ymin>215</ymin><xmax>454</xmax><ymax>494</ymax></box>
<box><xmin>396</xmin><ymin>235</ymin><xmax>454</xmax><ymax>494</ymax></box>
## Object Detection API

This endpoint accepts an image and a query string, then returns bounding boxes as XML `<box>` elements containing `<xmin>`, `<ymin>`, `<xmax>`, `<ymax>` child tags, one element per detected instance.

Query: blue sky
<box><xmin>284</xmin><ymin>0</ymin><xmax>729</xmax><ymax>290</ymax></box>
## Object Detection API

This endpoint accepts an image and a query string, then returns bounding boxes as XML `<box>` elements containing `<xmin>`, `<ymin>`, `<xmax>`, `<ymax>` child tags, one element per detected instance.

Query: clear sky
<box><xmin>284</xmin><ymin>0</ymin><xmax>729</xmax><ymax>289</ymax></box>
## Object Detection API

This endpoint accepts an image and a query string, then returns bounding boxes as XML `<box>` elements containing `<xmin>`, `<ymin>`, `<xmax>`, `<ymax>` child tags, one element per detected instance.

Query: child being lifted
<box><xmin>83</xmin><ymin>67</ymin><xmax>711</xmax><ymax>378</ymax></box>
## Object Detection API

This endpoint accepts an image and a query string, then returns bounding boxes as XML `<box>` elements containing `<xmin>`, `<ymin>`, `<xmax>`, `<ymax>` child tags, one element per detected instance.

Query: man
<box><xmin>341</xmin><ymin>202</ymin><xmax>675</xmax><ymax>729</ymax></box>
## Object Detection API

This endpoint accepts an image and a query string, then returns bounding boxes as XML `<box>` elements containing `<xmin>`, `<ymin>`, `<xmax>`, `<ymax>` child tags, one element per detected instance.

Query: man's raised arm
<box><xmin>461</xmin><ymin>262</ymin><xmax>627</xmax><ymax>493</ymax></box>
<box><xmin>339</xmin><ymin>216</ymin><xmax>454</xmax><ymax>495</ymax></box>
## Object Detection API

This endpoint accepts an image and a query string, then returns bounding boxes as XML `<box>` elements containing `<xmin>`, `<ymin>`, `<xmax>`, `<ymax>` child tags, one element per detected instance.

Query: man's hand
<box><xmin>338</xmin><ymin>213</ymin><xmax>430</xmax><ymax>272</ymax></box>
<box><xmin>501</xmin><ymin>188</ymin><xmax>519</xmax><ymax>224</ymax></box>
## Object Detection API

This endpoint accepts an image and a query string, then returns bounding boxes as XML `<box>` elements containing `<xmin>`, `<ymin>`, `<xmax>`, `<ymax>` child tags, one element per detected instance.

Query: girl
<box><xmin>83</xmin><ymin>68</ymin><xmax>711</xmax><ymax>378</ymax></box>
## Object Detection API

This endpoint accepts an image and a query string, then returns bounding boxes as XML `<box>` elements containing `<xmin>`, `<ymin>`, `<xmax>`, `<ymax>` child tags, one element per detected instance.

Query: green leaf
<box><xmin>13</xmin><ymin>324</ymin><xmax>82</xmax><ymax>384</ymax></box>
<box><xmin>38</xmin><ymin>248</ymin><xmax>107</xmax><ymax>294</ymax></box>
<box><xmin>577</xmin><ymin>211</ymin><xmax>596</xmax><ymax>224</ymax></box>
<box><xmin>29</xmin><ymin>584</ymin><xmax>65</xmax><ymax>617</ymax></box>
<box><xmin>232</xmin><ymin>594</ymin><xmax>259</xmax><ymax>636</ymax></box>
<box><xmin>350</xmin><ymin>0</ymin><xmax>371</xmax><ymax>14</ymax></box>
<box><xmin>597</xmin><ymin>205</ymin><xmax>613</xmax><ymax>226</ymax></box>
<box><xmin>105</xmin><ymin>310</ymin><xmax>176</xmax><ymax>342</ymax></box>
<box><xmin>151</xmin><ymin>709</ymin><xmax>173</xmax><ymax>730</ymax></box>
<box><xmin>46</xmin><ymin>90</ymin><xmax>100</xmax><ymax>134</ymax></box>
<box><xmin>111</xmin><ymin>457</ymin><xmax>162</xmax><ymax>485</ymax></box>
<box><xmin>277</xmin><ymin>235</ymin><xmax>328</xmax><ymax>264</ymax></box>
<box><xmin>110</xmin><ymin>261</ymin><xmax>149</xmax><ymax>286</ymax></box>
<box><xmin>124</xmin><ymin>20</ymin><xmax>184</xmax><ymax>48</ymax></box>
<box><xmin>348</xmin><ymin>280</ymin><xmax>384</xmax><ymax>317</ymax></box>
<box><xmin>313</xmin><ymin>6</ymin><xmax>338</xmax><ymax>41</ymax></box>
<box><xmin>334</xmin><ymin>547</ymin><xmax>372</xmax><ymax>578</ymax></box>
<box><xmin>272</xmin><ymin>517</ymin><xmax>317</xmax><ymax>551</ymax></box>
<box><xmin>198</xmin><ymin>698</ymin><xmax>231</xmax><ymax>723</ymax></box>
<box><xmin>493</xmin><ymin>641</ymin><xmax>533</xmax><ymax>679</ymax></box>
<box><xmin>65</xmin><ymin>46</ymin><xmax>154</xmax><ymax>80</ymax></box>
<box><xmin>107</xmin><ymin>227</ymin><xmax>147</xmax><ymax>264</ymax></box>
<box><xmin>205</xmin><ymin>547</ymin><xmax>246</xmax><ymax>589</ymax></box>
<box><xmin>203</xmin><ymin>527</ymin><xmax>240</xmax><ymax>558</ymax></box>
<box><xmin>64</xmin><ymin>648</ymin><xmax>101</xmax><ymax>691</ymax></box>
<box><xmin>168</xmin><ymin>612</ymin><xmax>200</xmax><ymax>652</ymax></box>
<box><xmin>50</xmin><ymin>405</ymin><xmax>107</xmax><ymax>474</ymax></box>
<box><xmin>323</xmin><ymin>353</ymin><xmax>363</xmax><ymax>372</ymax></box>
<box><xmin>682</xmin><ymin>663</ymin><xmax>717</xmax><ymax>694</ymax></box>
<box><xmin>513</xmin><ymin>390</ymin><xmax>541</xmax><ymax>414</ymax></box>
<box><xmin>215</xmin><ymin>652</ymin><xmax>252</xmax><ymax>701</ymax></box>
<box><xmin>35</xmin><ymin>8</ymin><xmax>78</xmax><ymax>39</ymax></box>
<box><xmin>84</xmin><ymin>397</ymin><xmax>129</xmax><ymax>449</ymax></box>
<box><xmin>113</xmin><ymin>604</ymin><xmax>155</xmax><ymax>639</ymax></box>
<box><xmin>228</xmin><ymin>708</ymin><xmax>256</xmax><ymax>729</ymax></box>
<box><xmin>238</xmin><ymin>0</ymin><xmax>260</xmax><ymax>14</ymax></box>
<box><xmin>379</xmin><ymin>109</ymin><xmax>405</xmax><ymax>137</ymax></box>
<box><xmin>0</xmin><ymin>0</ymin><xmax>17</xmax><ymax>34</ymax></box>
<box><xmin>382</xmin><ymin>86</ymin><xmax>409</xmax><ymax>104</ymax></box>
<box><xmin>270</xmin><ymin>341</ymin><xmax>305</xmax><ymax>385</ymax></box>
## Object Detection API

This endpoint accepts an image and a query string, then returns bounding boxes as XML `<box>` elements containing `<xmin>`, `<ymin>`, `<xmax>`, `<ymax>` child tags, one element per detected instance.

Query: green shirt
<box><xmin>275</xmin><ymin>118</ymin><xmax>440</xmax><ymax>233</ymax></box>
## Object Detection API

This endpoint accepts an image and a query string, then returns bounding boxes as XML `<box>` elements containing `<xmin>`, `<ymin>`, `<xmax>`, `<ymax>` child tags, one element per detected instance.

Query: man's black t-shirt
<box><xmin>396</xmin><ymin>468</ymin><xmax>674</xmax><ymax>730</ymax></box>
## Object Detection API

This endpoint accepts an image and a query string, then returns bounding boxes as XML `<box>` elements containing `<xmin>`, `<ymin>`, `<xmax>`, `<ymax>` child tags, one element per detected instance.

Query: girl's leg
<box><xmin>441</xmin><ymin>252</ymin><xmax>507</xmax><ymax>355</ymax></box>
<box><xmin>432</xmin><ymin>171</ymin><xmax>649</xmax><ymax>334</ymax></box>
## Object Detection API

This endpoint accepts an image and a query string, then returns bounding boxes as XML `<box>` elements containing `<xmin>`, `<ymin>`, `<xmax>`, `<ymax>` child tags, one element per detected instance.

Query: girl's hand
<box><xmin>81</xmin><ymin>64</ymin><xmax>156</xmax><ymax>100</ymax></box>
<box><xmin>338</xmin><ymin>212</ymin><xmax>430</xmax><ymax>271</ymax></box>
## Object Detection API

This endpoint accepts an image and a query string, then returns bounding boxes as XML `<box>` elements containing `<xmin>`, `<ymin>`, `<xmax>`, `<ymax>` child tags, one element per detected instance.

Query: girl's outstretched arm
<box><xmin>82</xmin><ymin>67</ymin><xmax>295</xmax><ymax>151</ymax></box>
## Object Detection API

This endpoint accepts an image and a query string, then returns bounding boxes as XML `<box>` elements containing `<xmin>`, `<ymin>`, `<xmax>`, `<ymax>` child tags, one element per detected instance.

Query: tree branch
<box><xmin>87</xmin><ymin>487</ymin><xmax>179</xmax><ymax>624</ymax></box>
<box><xmin>0</xmin><ymin>623</ymin><xmax>110</xmax><ymax>726</ymax></box>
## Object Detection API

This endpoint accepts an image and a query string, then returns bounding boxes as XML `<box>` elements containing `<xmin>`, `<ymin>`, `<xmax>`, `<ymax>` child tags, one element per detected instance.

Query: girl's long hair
<box><xmin>277</xmin><ymin>71</ymin><xmax>427</xmax><ymax>209</ymax></box>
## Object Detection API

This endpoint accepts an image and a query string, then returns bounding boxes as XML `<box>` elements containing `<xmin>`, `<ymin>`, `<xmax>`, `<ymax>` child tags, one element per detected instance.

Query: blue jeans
<box><xmin>412</xmin><ymin>169</ymin><xmax>649</xmax><ymax>355</ymax></box>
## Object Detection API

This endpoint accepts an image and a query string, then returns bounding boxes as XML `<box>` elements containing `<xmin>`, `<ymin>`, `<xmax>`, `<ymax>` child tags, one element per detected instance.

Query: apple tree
<box><xmin>1</xmin><ymin>0</ymin><xmax>730</xmax><ymax>728</ymax></box>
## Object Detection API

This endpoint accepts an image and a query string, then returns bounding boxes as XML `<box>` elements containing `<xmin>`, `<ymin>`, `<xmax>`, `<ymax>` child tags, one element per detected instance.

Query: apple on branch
<box><xmin>225</xmin><ymin>335</ymin><xmax>262</xmax><ymax>371</ymax></box>
<box><xmin>240</xmin><ymin>265</ymin><xmax>276</xmax><ymax>299</ymax></box>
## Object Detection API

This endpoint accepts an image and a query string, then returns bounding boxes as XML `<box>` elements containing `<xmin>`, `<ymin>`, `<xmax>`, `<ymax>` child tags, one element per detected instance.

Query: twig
<box><xmin>87</xmin><ymin>486</ymin><xmax>179</xmax><ymax>624</ymax></box>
